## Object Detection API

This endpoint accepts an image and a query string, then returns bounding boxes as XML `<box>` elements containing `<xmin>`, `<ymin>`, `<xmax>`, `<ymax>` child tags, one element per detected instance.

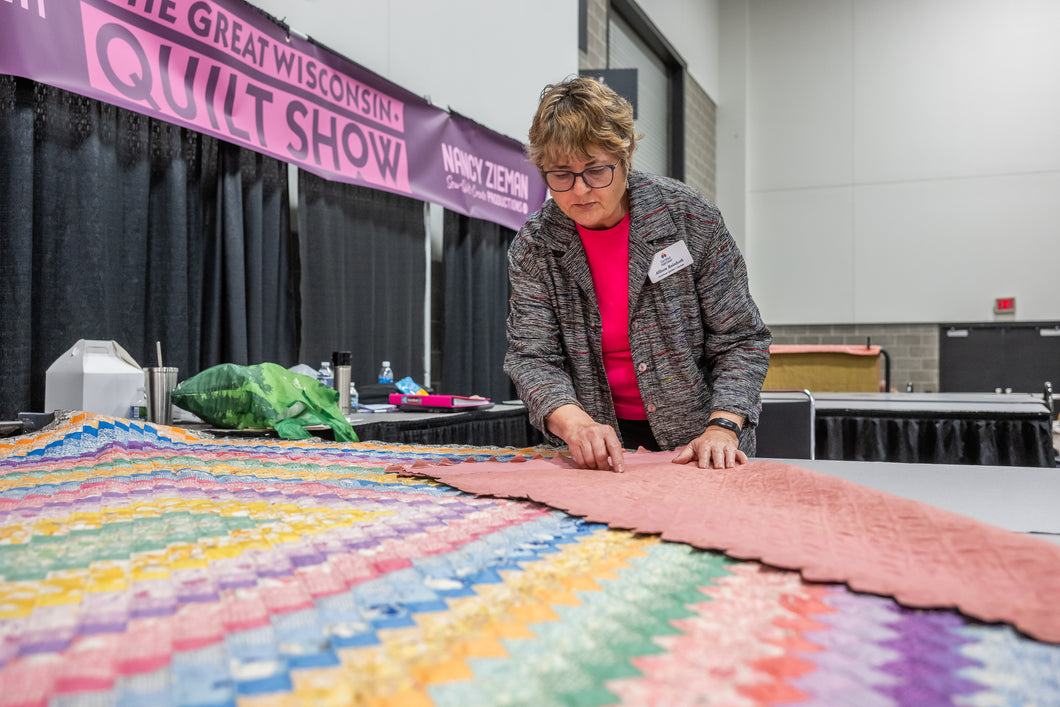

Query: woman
<box><xmin>504</xmin><ymin>76</ymin><xmax>772</xmax><ymax>472</ymax></box>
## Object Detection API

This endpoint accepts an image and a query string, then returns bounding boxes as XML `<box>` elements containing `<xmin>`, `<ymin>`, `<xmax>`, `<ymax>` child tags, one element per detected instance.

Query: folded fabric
<box><xmin>171</xmin><ymin>362</ymin><xmax>358</xmax><ymax>441</ymax></box>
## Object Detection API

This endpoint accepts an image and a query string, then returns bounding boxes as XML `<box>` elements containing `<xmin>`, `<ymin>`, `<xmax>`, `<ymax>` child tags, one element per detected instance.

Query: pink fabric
<box><xmin>577</xmin><ymin>214</ymin><xmax>646</xmax><ymax>420</ymax></box>
<box><xmin>394</xmin><ymin>451</ymin><xmax>1060</xmax><ymax>644</ymax></box>
<box><xmin>769</xmin><ymin>344</ymin><xmax>882</xmax><ymax>356</ymax></box>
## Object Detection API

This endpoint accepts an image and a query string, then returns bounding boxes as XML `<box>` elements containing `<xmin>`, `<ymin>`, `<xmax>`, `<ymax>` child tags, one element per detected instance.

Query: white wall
<box><xmin>723</xmin><ymin>0</ymin><xmax>1060</xmax><ymax>325</ymax></box>
<box><xmin>639</xmin><ymin>0</ymin><xmax>721</xmax><ymax>99</ymax></box>
<box><xmin>717</xmin><ymin>0</ymin><xmax>750</xmax><ymax>250</ymax></box>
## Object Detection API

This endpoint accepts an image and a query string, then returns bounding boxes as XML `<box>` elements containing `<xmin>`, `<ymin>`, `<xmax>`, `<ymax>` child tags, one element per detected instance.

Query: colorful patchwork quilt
<box><xmin>0</xmin><ymin>413</ymin><xmax>1056</xmax><ymax>706</ymax></box>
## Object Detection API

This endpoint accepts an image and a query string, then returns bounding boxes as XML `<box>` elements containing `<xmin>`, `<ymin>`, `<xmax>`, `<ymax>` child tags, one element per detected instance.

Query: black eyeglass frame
<box><xmin>541</xmin><ymin>164</ymin><xmax>618</xmax><ymax>192</ymax></box>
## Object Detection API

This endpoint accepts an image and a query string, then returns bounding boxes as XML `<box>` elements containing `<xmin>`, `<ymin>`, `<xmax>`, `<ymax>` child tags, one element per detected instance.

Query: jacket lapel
<box><xmin>540</xmin><ymin>201</ymin><xmax>599</xmax><ymax>308</ymax></box>
<box><xmin>627</xmin><ymin>173</ymin><xmax>678</xmax><ymax>309</ymax></box>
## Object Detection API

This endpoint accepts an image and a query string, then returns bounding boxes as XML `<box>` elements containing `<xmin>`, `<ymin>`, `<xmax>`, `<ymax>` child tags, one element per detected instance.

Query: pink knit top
<box><xmin>577</xmin><ymin>213</ymin><xmax>647</xmax><ymax>420</ymax></box>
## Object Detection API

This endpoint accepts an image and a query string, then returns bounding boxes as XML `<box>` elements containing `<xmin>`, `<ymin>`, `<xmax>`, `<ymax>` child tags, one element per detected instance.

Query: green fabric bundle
<box><xmin>171</xmin><ymin>362</ymin><xmax>358</xmax><ymax>442</ymax></box>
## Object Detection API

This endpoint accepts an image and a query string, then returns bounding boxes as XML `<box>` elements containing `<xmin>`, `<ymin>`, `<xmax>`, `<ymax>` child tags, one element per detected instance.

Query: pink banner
<box><xmin>1</xmin><ymin>0</ymin><xmax>545</xmax><ymax>230</ymax></box>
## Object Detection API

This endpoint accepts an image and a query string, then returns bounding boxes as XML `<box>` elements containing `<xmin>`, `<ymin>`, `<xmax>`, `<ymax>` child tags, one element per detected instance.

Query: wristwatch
<box><xmin>705</xmin><ymin>417</ymin><xmax>742</xmax><ymax>437</ymax></box>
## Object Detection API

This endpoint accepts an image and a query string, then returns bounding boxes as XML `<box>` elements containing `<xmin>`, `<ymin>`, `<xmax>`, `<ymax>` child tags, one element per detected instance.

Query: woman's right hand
<box><xmin>546</xmin><ymin>404</ymin><xmax>626</xmax><ymax>472</ymax></box>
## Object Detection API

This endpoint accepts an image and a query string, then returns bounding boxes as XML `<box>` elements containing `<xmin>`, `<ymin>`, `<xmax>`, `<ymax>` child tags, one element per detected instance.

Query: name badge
<box><xmin>648</xmin><ymin>240</ymin><xmax>693</xmax><ymax>283</ymax></box>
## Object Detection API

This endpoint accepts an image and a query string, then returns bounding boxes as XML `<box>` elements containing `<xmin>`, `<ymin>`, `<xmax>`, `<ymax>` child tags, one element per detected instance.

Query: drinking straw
<box><xmin>156</xmin><ymin>341</ymin><xmax>163</xmax><ymax>368</ymax></box>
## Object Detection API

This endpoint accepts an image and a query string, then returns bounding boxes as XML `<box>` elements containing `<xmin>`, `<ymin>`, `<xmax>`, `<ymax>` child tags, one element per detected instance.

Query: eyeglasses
<box><xmin>542</xmin><ymin>164</ymin><xmax>617</xmax><ymax>192</ymax></box>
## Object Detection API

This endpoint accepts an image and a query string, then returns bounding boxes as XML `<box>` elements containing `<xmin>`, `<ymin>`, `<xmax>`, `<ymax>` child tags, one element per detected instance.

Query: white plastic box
<box><xmin>44</xmin><ymin>340</ymin><xmax>143</xmax><ymax>417</ymax></box>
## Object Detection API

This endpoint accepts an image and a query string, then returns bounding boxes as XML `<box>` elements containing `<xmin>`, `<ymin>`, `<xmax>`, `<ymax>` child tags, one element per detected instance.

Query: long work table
<box><xmin>352</xmin><ymin>393</ymin><xmax>1057</xmax><ymax>467</ymax></box>
<box><xmin>3</xmin><ymin>412</ymin><xmax>1059</xmax><ymax>705</ymax></box>
<box><xmin>168</xmin><ymin>393</ymin><xmax>1056</xmax><ymax>467</ymax></box>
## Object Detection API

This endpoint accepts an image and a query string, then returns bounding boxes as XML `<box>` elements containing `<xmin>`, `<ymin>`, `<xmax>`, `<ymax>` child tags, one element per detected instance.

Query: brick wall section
<box><xmin>683</xmin><ymin>76</ymin><xmax>716</xmax><ymax>202</ymax></box>
<box><xmin>580</xmin><ymin>0</ymin><xmax>609</xmax><ymax>71</ymax></box>
<box><xmin>768</xmin><ymin>323</ymin><xmax>940</xmax><ymax>392</ymax></box>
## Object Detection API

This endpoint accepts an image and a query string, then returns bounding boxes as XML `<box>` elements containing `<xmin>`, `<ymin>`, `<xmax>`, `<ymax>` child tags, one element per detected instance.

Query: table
<box><xmin>181</xmin><ymin>392</ymin><xmax>1056</xmax><ymax>467</ymax></box>
<box><xmin>1</xmin><ymin>412</ymin><xmax>1058</xmax><ymax>705</ymax></box>
<box><xmin>812</xmin><ymin>392</ymin><xmax>1056</xmax><ymax>466</ymax></box>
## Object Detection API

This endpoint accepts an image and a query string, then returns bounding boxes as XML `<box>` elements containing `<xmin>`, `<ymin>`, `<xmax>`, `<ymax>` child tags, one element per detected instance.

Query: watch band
<box><xmin>706</xmin><ymin>417</ymin><xmax>742</xmax><ymax>436</ymax></box>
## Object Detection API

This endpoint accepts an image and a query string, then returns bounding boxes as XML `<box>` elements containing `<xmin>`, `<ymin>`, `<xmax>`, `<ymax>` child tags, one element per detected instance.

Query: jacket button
<box><xmin>637</xmin><ymin>363</ymin><xmax>648</xmax><ymax>372</ymax></box>
<box><xmin>646</xmin><ymin>403</ymin><xmax>657</xmax><ymax>413</ymax></box>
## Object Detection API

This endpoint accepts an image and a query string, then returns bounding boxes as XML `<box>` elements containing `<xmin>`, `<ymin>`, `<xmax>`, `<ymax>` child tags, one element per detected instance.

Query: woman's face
<box><xmin>542</xmin><ymin>150</ymin><xmax>628</xmax><ymax>230</ymax></box>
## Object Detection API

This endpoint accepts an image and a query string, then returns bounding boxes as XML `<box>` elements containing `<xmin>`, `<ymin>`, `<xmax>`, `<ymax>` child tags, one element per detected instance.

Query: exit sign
<box><xmin>994</xmin><ymin>297</ymin><xmax>1016</xmax><ymax>314</ymax></box>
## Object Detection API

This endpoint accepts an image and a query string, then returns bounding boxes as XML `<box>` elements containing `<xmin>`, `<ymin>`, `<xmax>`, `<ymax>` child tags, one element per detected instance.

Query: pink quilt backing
<box><xmin>395</xmin><ymin>450</ymin><xmax>1060</xmax><ymax>644</ymax></box>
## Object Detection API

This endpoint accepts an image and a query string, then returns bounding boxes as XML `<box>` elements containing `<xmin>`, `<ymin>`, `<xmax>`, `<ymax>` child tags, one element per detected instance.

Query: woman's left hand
<box><xmin>672</xmin><ymin>427</ymin><xmax>748</xmax><ymax>469</ymax></box>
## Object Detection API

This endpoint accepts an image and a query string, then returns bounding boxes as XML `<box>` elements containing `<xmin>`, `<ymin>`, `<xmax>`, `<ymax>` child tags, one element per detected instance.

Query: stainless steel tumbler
<box><xmin>143</xmin><ymin>366</ymin><xmax>178</xmax><ymax>425</ymax></box>
<box><xmin>332</xmin><ymin>351</ymin><xmax>352</xmax><ymax>415</ymax></box>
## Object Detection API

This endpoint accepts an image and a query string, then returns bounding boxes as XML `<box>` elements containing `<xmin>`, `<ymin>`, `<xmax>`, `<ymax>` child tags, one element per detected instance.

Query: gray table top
<box><xmin>763</xmin><ymin>391</ymin><xmax>1052</xmax><ymax>415</ymax></box>
<box><xmin>765</xmin><ymin>456</ymin><xmax>1060</xmax><ymax>543</ymax></box>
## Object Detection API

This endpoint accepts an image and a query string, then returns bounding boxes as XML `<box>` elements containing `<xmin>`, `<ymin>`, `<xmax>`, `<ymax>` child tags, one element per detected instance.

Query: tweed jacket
<box><xmin>503</xmin><ymin>171</ymin><xmax>772</xmax><ymax>453</ymax></box>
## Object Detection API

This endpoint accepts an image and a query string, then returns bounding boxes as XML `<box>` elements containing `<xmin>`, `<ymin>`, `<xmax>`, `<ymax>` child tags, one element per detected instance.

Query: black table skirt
<box><xmin>179</xmin><ymin>405</ymin><xmax>546</xmax><ymax>449</ymax></box>
<box><xmin>816</xmin><ymin>413</ymin><xmax>1055</xmax><ymax>467</ymax></box>
<box><xmin>352</xmin><ymin>406</ymin><xmax>545</xmax><ymax>448</ymax></box>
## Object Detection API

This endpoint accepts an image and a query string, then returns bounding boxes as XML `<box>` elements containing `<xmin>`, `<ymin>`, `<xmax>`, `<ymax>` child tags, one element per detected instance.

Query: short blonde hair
<box><xmin>528</xmin><ymin>76</ymin><xmax>639</xmax><ymax>177</ymax></box>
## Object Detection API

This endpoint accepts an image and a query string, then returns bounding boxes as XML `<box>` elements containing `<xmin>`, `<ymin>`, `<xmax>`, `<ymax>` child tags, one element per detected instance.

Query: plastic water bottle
<box><xmin>378</xmin><ymin>360</ymin><xmax>393</xmax><ymax>384</ymax></box>
<box><xmin>318</xmin><ymin>361</ymin><xmax>334</xmax><ymax>389</ymax></box>
<box><xmin>349</xmin><ymin>381</ymin><xmax>359</xmax><ymax>410</ymax></box>
<box><xmin>128</xmin><ymin>387</ymin><xmax>147</xmax><ymax>420</ymax></box>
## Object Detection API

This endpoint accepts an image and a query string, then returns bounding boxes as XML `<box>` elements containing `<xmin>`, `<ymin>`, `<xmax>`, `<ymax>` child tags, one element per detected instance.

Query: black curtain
<box><xmin>199</xmin><ymin>147</ymin><xmax>297</xmax><ymax>367</ymax></box>
<box><xmin>0</xmin><ymin>76</ymin><xmax>297</xmax><ymax>418</ymax></box>
<box><xmin>297</xmin><ymin>170</ymin><xmax>426</xmax><ymax>393</ymax></box>
<box><xmin>441</xmin><ymin>210</ymin><xmax>516</xmax><ymax>402</ymax></box>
